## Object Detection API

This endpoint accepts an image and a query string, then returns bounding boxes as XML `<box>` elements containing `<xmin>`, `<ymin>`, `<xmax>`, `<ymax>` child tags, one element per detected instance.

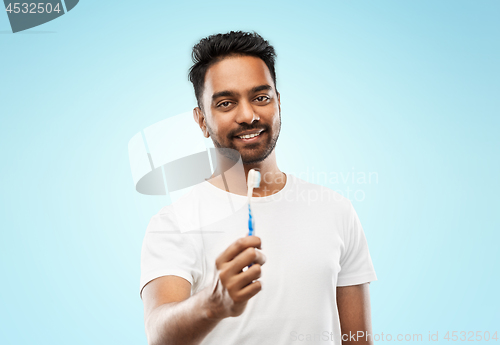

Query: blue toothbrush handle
<box><xmin>248</xmin><ymin>204</ymin><xmax>254</xmax><ymax>267</ymax></box>
<box><xmin>248</xmin><ymin>217</ymin><xmax>254</xmax><ymax>236</ymax></box>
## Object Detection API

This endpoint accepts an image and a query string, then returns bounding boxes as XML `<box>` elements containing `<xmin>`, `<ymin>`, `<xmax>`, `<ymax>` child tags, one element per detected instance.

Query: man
<box><xmin>140</xmin><ymin>31</ymin><xmax>377</xmax><ymax>345</ymax></box>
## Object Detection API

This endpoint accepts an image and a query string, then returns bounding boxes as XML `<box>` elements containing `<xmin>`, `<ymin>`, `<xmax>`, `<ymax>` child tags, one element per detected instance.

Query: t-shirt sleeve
<box><xmin>336</xmin><ymin>201</ymin><xmax>377</xmax><ymax>287</ymax></box>
<box><xmin>139</xmin><ymin>207</ymin><xmax>203</xmax><ymax>299</ymax></box>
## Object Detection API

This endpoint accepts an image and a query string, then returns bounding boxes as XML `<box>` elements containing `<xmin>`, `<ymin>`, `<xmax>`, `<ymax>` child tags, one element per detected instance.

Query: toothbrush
<box><xmin>246</xmin><ymin>169</ymin><xmax>261</xmax><ymax>269</ymax></box>
<box><xmin>247</xmin><ymin>169</ymin><xmax>261</xmax><ymax>237</ymax></box>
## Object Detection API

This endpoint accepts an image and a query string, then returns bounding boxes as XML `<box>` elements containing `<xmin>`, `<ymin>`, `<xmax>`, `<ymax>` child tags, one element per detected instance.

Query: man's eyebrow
<box><xmin>251</xmin><ymin>84</ymin><xmax>272</xmax><ymax>93</ymax></box>
<box><xmin>211</xmin><ymin>85</ymin><xmax>273</xmax><ymax>102</ymax></box>
<box><xmin>212</xmin><ymin>90</ymin><xmax>236</xmax><ymax>101</ymax></box>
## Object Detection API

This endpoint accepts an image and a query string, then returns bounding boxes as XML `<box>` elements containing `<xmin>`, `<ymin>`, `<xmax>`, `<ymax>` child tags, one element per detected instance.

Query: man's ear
<box><xmin>193</xmin><ymin>107</ymin><xmax>210</xmax><ymax>138</ymax></box>
<box><xmin>277</xmin><ymin>91</ymin><xmax>281</xmax><ymax>113</ymax></box>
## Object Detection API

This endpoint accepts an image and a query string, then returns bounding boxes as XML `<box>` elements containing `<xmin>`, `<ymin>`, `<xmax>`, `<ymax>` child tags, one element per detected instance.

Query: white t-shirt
<box><xmin>140</xmin><ymin>173</ymin><xmax>377</xmax><ymax>345</ymax></box>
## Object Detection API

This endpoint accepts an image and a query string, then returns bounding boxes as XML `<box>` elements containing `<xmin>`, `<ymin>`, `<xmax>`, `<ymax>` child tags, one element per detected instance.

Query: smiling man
<box><xmin>140</xmin><ymin>31</ymin><xmax>377</xmax><ymax>345</ymax></box>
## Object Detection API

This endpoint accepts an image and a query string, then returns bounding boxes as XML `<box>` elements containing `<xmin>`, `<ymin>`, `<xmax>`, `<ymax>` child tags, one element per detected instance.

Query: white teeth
<box><xmin>238</xmin><ymin>132</ymin><xmax>261</xmax><ymax>139</ymax></box>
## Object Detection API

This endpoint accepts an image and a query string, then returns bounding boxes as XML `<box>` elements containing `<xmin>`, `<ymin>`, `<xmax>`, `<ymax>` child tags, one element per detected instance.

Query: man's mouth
<box><xmin>234</xmin><ymin>130</ymin><xmax>265</xmax><ymax>142</ymax></box>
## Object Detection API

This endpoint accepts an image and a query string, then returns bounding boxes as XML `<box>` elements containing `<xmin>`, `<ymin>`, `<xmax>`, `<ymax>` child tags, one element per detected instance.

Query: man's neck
<box><xmin>206</xmin><ymin>150</ymin><xmax>286</xmax><ymax>197</ymax></box>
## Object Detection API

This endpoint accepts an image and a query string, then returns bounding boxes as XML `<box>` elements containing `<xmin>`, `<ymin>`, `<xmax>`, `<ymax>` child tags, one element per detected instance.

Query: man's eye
<box><xmin>218</xmin><ymin>101</ymin><xmax>231</xmax><ymax>108</ymax></box>
<box><xmin>255</xmin><ymin>96</ymin><xmax>270</xmax><ymax>102</ymax></box>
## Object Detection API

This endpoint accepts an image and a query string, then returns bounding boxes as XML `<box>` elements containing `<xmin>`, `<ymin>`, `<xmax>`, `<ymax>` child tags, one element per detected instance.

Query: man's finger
<box><xmin>227</xmin><ymin>247</ymin><xmax>266</xmax><ymax>275</ymax></box>
<box><xmin>216</xmin><ymin>236</ymin><xmax>262</xmax><ymax>267</ymax></box>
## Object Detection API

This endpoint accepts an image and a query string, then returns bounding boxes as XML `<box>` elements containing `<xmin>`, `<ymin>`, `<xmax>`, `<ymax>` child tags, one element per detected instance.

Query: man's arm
<box><xmin>142</xmin><ymin>276</ymin><xmax>221</xmax><ymax>345</ymax></box>
<box><xmin>141</xmin><ymin>236</ymin><xmax>266</xmax><ymax>345</ymax></box>
<box><xmin>337</xmin><ymin>283</ymin><xmax>374</xmax><ymax>345</ymax></box>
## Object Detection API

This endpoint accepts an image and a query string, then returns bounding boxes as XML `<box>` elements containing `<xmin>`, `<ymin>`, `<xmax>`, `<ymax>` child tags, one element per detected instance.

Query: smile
<box><xmin>235</xmin><ymin>130</ymin><xmax>265</xmax><ymax>142</ymax></box>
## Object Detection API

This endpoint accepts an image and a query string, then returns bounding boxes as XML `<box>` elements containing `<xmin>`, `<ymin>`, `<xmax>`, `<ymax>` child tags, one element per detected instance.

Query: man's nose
<box><xmin>236</xmin><ymin>100</ymin><xmax>259</xmax><ymax>124</ymax></box>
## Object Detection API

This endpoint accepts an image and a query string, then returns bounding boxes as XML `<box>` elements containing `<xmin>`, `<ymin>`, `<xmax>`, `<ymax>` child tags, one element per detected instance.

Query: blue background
<box><xmin>1</xmin><ymin>1</ymin><xmax>498</xmax><ymax>344</ymax></box>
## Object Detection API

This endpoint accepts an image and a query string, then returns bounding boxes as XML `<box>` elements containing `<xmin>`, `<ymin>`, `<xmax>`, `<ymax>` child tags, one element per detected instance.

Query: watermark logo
<box><xmin>4</xmin><ymin>0</ymin><xmax>79</xmax><ymax>33</ymax></box>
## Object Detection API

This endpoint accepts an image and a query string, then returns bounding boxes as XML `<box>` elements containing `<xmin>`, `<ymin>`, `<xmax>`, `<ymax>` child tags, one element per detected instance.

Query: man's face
<box><xmin>197</xmin><ymin>55</ymin><xmax>281</xmax><ymax>164</ymax></box>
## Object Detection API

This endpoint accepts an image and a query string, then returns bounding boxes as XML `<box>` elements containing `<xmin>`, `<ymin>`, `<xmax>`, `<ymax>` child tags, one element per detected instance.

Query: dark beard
<box><xmin>206</xmin><ymin>112</ymin><xmax>281</xmax><ymax>165</ymax></box>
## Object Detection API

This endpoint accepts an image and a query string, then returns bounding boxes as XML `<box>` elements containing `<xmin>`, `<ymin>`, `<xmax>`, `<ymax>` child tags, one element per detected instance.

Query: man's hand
<box><xmin>142</xmin><ymin>236</ymin><xmax>266</xmax><ymax>345</ymax></box>
<box><xmin>204</xmin><ymin>236</ymin><xmax>266</xmax><ymax>319</ymax></box>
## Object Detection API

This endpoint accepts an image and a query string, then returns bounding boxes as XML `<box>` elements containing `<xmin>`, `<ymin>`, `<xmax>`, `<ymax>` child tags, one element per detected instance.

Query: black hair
<box><xmin>188</xmin><ymin>31</ymin><xmax>277</xmax><ymax>109</ymax></box>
